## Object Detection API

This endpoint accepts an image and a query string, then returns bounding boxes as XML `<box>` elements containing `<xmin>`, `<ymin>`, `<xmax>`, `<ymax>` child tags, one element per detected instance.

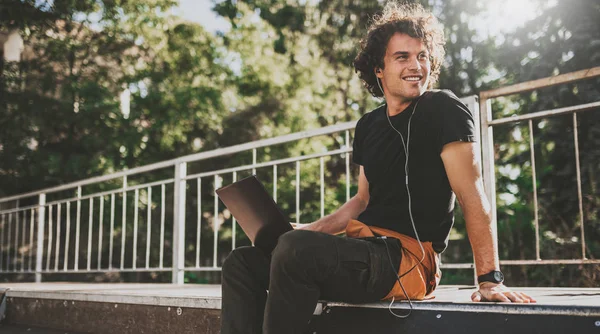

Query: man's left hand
<box><xmin>471</xmin><ymin>283</ymin><xmax>536</xmax><ymax>303</ymax></box>
<box><xmin>290</xmin><ymin>222</ymin><xmax>310</xmax><ymax>230</ymax></box>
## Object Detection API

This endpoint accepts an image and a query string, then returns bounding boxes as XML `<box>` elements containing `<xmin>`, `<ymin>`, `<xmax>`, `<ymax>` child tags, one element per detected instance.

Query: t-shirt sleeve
<box><xmin>437</xmin><ymin>90</ymin><xmax>477</xmax><ymax>151</ymax></box>
<box><xmin>352</xmin><ymin>116</ymin><xmax>366</xmax><ymax>166</ymax></box>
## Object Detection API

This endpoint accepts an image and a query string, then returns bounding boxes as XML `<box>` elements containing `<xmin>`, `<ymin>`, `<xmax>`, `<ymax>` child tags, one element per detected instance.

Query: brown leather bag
<box><xmin>345</xmin><ymin>219</ymin><xmax>441</xmax><ymax>300</ymax></box>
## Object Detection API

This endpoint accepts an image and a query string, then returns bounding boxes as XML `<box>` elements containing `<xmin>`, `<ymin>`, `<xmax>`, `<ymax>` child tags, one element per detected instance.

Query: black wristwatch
<box><xmin>477</xmin><ymin>270</ymin><xmax>504</xmax><ymax>284</ymax></box>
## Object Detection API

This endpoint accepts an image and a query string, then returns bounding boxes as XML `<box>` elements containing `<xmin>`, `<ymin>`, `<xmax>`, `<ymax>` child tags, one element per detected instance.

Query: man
<box><xmin>220</xmin><ymin>3</ymin><xmax>535</xmax><ymax>334</ymax></box>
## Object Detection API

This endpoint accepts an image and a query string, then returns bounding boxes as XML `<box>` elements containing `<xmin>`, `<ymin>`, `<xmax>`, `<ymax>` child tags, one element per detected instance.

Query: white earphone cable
<box><xmin>376</xmin><ymin>77</ymin><xmax>427</xmax><ymax>318</ymax></box>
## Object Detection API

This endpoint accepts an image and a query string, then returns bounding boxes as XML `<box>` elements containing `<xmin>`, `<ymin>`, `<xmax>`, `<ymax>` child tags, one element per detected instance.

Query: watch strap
<box><xmin>477</xmin><ymin>270</ymin><xmax>504</xmax><ymax>284</ymax></box>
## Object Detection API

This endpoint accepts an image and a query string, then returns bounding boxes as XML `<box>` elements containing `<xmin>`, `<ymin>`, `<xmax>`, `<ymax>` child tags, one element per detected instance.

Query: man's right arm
<box><xmin>300</xmin><ymin>166</ymin><xmax>369</xmax><ymax>234</ymax></box>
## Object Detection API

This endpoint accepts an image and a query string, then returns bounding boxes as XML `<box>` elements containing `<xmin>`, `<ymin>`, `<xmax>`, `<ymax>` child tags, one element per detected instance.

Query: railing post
<box><xmin>75</xmin><ymin>186</ymin><xmax>82</xmax><ymax>271</ymax></box>
<box><xmin>479</xmin><ymin>96</ymin><xmax>499</xmax><ymax>282</ymax></box>
<box><xmin>480</xmin><ymin>97</ymin><xmax>496</xmax><ymax>221</ymax></box>
<box><xmin>172</xmin><ymin>161</ymin><xmax>187</xmax><ymax>284</ymax></box>
<box><xmin>120</xmin><ymin>178</ymin><xmax>127</xmax><ymax>270</ymax></box>
<box><xmin>468</xmin><ymin>95</ymin><xmax>482</xmax><ymax>283</ymax></box>
<box><xmin>252</xmin><ymin>148</ymin><xmax>257</xmax><ymax>175</ymax></box>
<box><xmin>35</xmin><ymin>194</ymin><xmax>46</xmax><ymax>283</ymax></box>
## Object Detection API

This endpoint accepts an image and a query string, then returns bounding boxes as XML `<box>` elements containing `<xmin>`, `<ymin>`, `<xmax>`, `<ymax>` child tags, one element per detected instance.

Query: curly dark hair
<box><xmin>353</xmin><ymin>2</ymin><xmax>446</xmax><ymax>97</ymax></box>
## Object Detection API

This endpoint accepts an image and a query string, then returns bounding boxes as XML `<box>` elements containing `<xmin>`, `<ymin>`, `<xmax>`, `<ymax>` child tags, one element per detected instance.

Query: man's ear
<box><xmin>374</xmin><ymin>68</ymin><xmax>383</xmax><ymax>79</ymax></box>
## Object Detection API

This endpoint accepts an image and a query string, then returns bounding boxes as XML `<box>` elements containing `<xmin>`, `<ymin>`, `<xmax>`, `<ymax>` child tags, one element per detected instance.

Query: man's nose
<box><xmin>408</xmin><ymin>56</ymin><xmax>420</xmax><ymax>71</ymax></box>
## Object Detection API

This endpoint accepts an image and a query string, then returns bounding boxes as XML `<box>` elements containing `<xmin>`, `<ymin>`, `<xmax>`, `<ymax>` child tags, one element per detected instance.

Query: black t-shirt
<box><xmin>352</xmin><ymin>90</ymin><xmax>476</xmax><ymax>253</ymax></box>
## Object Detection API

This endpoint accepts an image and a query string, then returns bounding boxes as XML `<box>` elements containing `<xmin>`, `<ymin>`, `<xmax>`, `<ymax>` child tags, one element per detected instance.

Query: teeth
<box><xmin>404</xmin><ymin>77</ymin><xmax>421</xmax><ymax>81</ymax></box>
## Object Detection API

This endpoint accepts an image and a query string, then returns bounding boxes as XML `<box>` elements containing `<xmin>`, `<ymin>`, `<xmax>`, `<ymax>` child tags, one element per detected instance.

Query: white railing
<box><xmin>0</xmin><ymin>114</ymin><xmax>395</xmax><ymax>283</ymax></box>
<box><xmin>1</xmin><ymin>67</ymin><xmax>599</xmax><ymax>284</ymax></box>
<box><xmin>478</xmin><ymin>67</ymin><xmax>600</xmax><ymax>268</ymax></box>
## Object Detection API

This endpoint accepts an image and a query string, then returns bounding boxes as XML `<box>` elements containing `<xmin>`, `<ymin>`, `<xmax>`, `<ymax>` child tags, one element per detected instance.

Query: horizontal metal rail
<box><xmin>0</xmin><ymin>268</ymin><xmax>172</xmax><ymax>274</ymax></box>
<box><xmin>0</xmin><ymin>204</ymin><xmax>39</xmax><ymax>215</ymax></box>
<box><xmin>499</xmin><ymin>259</ymin><xmax>600</xmax><ymax>266</ymax></box>
<box><xmin>0</xmin><ymin>179</ymin><xmax>176</xmax><ymax>215</ymax></box>
<box><xmin>442</xmin><ymin>259</ymin><xmax>600</xmax><ymax>269</ymax></box>
<box><xmin>184</xmin><ymin>147</ymin><xmax>352</xmax><ymax>181</ymax></box>
<box><xmin>480</xmin><ymin>66</ymin><xmax>600</xmax><ymax>99</ymax></box>
<box><xmin>4</xmin><ymin>259</ymin><xmax>599</xmax><ymax>275</ymax></box>
<box><xmin>42</xmin><ymin>179</ymin><xmax>175</xmax><ymax>208</ymax></box>
<box><xmin>0</xmin><ymin>121</ymin><xmax>357</xmax><ymax>203</ymax></box>
<box><xmin>488</xmin><ymin>101</ymin><xmax>600</xmax><ymax>126</ymax></box>
<box><xmin>5</xmin><ymin>258</ymin><xmax>599</xmax><ymax>274</ymax></box>
<box><xmin>440</xmin><ymin>263</ymin><xmax>475</xmax><ymax>269</ymax></box>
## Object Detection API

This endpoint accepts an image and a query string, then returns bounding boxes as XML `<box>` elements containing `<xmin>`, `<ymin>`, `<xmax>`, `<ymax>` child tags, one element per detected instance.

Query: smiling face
<box><xmin>375</xmin><ymin>33</ymin><xmax>431</xmax><ymax>105</ymax></box>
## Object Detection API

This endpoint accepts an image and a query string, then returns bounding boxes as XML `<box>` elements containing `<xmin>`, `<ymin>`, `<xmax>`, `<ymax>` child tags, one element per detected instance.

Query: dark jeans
<box><xmin>220</xmin><ymin>229</ymin><xmax>401</xmax><ymax>334</ymax></box>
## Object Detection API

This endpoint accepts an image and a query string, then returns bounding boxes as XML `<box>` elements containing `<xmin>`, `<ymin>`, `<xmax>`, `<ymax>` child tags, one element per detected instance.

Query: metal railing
<box><xmin>1</xmin><ymin>108</ymin><xmax>435</xmax><ymax>283</ymax></box>
<box><xmin>1</xmin><ymin>67</ymin><xmax>599</xmax><ymax>284</ymax></box>
<box><xmin>478</xmin><ymin>66</ymin><xmax>600</xmax><ymax>268</ymax></box>
<box><xmin>1</xmin><ymin>97</ymin><xmax>478</xmax><ymax>283</ymax></box>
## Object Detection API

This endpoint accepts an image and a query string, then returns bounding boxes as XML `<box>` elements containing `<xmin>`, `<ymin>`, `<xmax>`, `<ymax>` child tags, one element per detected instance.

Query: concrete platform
<box><xmin>1</xmin><ymin>283</ymin><xmax>599</xmax><ymax>333</ymax></box>
<box><xmin>1</xmin><ymin>283</ymin><xmax>223</xmax><ymax>309</ymax></box>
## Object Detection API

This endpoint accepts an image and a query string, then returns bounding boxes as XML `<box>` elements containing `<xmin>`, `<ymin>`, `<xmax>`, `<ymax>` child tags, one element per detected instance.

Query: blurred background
<box><xmin>0</xmin><ymin>0</ymin><xmax>598</xmax><ymax>286</ymax></box>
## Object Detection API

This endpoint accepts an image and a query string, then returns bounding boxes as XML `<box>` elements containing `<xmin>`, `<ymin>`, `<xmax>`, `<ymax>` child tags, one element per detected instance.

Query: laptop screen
<box><xmin>216</xmin><ymin>175</ymin><xmax>293</xmax><ymax>253</ymax></box>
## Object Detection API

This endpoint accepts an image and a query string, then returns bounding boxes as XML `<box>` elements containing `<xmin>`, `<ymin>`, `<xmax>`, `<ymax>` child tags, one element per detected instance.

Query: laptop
<box><xmin>216</xmin><ymin>175</ymin><xmax>293</xmax><ymax>254</ymax></box>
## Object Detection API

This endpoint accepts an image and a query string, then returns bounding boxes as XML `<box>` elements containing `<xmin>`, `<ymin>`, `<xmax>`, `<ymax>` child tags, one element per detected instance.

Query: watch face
<box><xmin>494</xmin><ymin>271</ymin><xmax>504</xmax><ymax>282</ymax></box>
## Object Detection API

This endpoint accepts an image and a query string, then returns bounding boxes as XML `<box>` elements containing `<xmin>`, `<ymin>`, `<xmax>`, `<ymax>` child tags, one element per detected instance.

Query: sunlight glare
<box><xmin>473</xmin><ymin>0</ymin><xmax>556</xmax><ymax>37</ymax></box>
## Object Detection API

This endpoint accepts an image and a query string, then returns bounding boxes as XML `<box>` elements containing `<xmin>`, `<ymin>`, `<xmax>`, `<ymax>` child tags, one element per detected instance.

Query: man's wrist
<box><xmin>477</xmin><ymin>270</ymin><xmax>504</xmax><ymax>285</ymax></box>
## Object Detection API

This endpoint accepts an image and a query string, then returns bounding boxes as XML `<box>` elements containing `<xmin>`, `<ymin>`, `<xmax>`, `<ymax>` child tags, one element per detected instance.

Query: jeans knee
<box><xmin>272</xmin><ymin>230</ymin><xmax>318</xmax><ymax>268</ymax></box>
<box><xmin>222</xmin><ymin>248</ymin><xmax>240</xmax><ymax>275</ymax></box>
<box><xmin>222</xmin><ymin>246</ymin><xmax>255</xmax><ymax>275</ymax></box>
